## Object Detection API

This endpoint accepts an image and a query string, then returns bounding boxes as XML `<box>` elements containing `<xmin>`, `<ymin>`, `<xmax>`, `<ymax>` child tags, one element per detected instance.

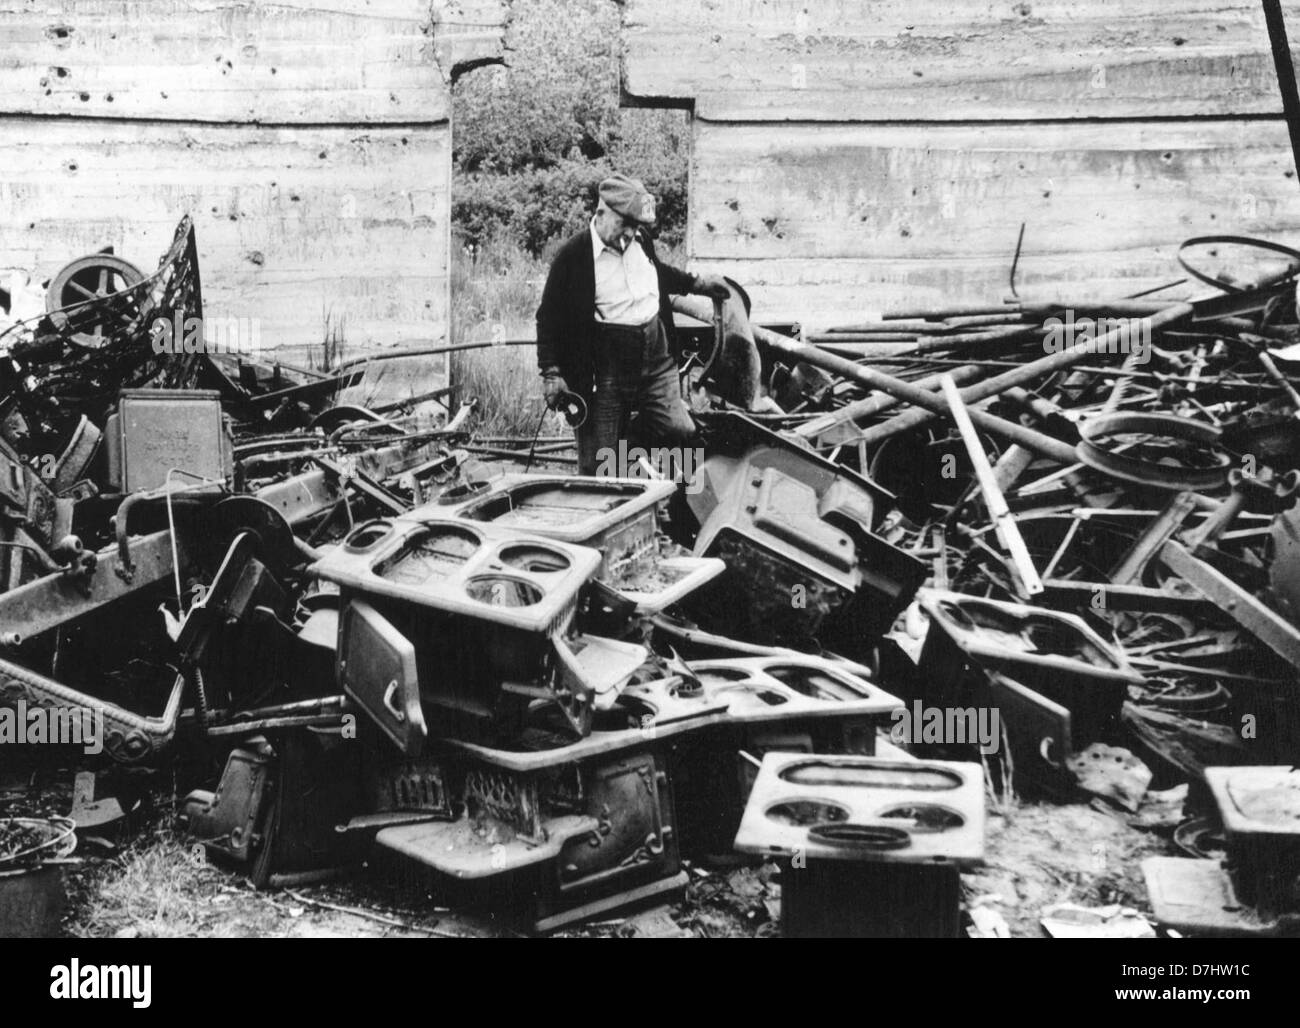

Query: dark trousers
<box><xmin>576</xmin><ymin>316</ymin><xmax>696</xmax><ymax>477</ymax></box>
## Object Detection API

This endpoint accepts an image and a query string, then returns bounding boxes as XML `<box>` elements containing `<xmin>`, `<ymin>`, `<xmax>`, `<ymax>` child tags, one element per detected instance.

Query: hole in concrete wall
<box><xmin>451</xmin><ymin>0</ymin><xmax>688</xmax><ymax>257</ymax></box>
<box><xmin>448</xmin><ymin>0</ymin><xmax>691</xmax><ymax>437</ymax></box>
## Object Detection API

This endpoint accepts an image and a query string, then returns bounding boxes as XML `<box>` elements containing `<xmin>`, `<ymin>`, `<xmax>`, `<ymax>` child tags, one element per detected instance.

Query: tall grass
<box><xmin>450</xmin><ymin>232</ymin><xmax>562</xmax><ymax>438</ymax></box>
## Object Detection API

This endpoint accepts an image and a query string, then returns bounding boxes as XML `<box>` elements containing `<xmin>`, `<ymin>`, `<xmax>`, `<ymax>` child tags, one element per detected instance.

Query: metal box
<box><xmin>426</xmin><ymin>473</ymin><xmax>672</xmax><ymax>575</ymax></box>
<box><xmin>683</xmin><ymin>655</ymin><xmax>902</xmax><ymax>736</ymax></box>
<box><xmin>733</xmin><ymin>753</ymin><xmax>983</xmax><ymax>938</ymax></box>
<box><xmin>1205</xmin><ymin>765</ymin><xmax>1300</xmax><ymax>914</ymax></box>
<box><xmin>1142</xmin><ymin>857</ymin><xmax>1281</xmax><ymax>937</ymax></box>
<box><xmin>639</xmin><ymin>656</ymin><xmax>903</xmax><ymax>857</ymax></box>
<box><xmin>104</xmin><ymin>388</ymin><xmax>232</xmax><ymax>493</ymax></box>
<box><xmin>313</xmin><ymin>516</ymin><xmax>601</xmax><ymax>635</ymax></box>
<box><xmin>685</xmin><ymin>426</ymin><xmax>924</xmax><ymax>646</ymax></box>
<box><xmin>314</xmin><ymin>517</ymin><xmax>624</xmax><ymax>738</ymax></box>
<box><xmin>734</xmin><ymin>753</ymin><xmax>985</xmax><ymax>867</ymax></box>
<box><xmin>918</xmin><ymin>589</ymin><xmax>1142</xmax><ymax>745</ymax></box>
<box><xmin>428</xmin><ymin>473</ymin><xmax>723</xmax><ymax>611</ymax></box>
<box><xmin>778</xmin><ymin>860</ymin><xmax>963</xmax><ymax>938</ymax></box>
<box><xmin>374</xmin><ymin>739</ymin><xmax>685</xmax><ymax>933</ymax></box>
<box><xmin>1143</xmin><ymin>766</ymin><xmax>1300</xmax><ymax>935</ymax></box>
<box><xmin>0</xmin><ymin>865</ymin><xmax>67</xmax><ymax>939</ymax></box>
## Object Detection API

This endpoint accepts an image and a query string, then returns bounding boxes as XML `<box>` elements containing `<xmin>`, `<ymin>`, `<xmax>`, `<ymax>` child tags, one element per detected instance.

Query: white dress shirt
<box><xmin>591</xmin><ymin>219</ymin><xmax>660</xmax><ymax>326</ymax></box>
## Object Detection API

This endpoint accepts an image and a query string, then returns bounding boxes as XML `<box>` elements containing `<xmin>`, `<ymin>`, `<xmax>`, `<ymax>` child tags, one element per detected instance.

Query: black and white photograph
<box><xmin>0</xmin><ymin>0</ymin><xmax>1295</xmax><ymax>981</ymax></box>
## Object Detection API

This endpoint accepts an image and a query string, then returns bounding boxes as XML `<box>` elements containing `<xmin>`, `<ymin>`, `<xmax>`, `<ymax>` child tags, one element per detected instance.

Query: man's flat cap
<box><xmin>599</xmin><ymin>174</ymin><xmax>657</xmax><ymax>227</ymax></box>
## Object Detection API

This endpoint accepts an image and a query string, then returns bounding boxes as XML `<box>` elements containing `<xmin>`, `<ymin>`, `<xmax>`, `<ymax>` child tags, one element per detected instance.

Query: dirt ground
<box><xmin>4</xmin><ymin>762</ymin><xmax>1184</xmax><ymax>939</ymax></box>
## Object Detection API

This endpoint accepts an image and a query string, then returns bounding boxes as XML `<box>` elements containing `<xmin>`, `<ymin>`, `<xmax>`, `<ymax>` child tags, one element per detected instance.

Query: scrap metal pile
<box><xmin>692</xmin><ymin>236</ymin><xmax>1300</xmax><ymax>937</ymax></box>
<box><xmin>4</xmin><ymin>223</ymin><xmax>1300</xmax><ymax>936</ymax></box>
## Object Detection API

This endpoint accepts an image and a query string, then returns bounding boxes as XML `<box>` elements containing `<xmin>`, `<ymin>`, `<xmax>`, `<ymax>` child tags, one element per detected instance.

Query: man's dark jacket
<box><xmin>535</xmin><ymin>227</ymin><xmax>695</xmax><ymax>399</ymax></box>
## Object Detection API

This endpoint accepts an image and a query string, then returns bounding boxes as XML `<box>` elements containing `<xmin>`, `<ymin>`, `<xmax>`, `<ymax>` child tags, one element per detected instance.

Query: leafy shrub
<box><xmin>451</xmin><ymin>0</ymin><xmax>688</xmax><ymax>254</ymax></box>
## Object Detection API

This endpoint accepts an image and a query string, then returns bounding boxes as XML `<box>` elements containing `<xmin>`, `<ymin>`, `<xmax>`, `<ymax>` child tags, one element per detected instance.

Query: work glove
<box><xmin>541</xmin><ymin>369</ymin><xmax>569</xmax><ymax>407</ymax></box>
<box><xmin>692</xmin><ymin>273</ymin><xmax>732</xmax><ymax>300</ymax></box>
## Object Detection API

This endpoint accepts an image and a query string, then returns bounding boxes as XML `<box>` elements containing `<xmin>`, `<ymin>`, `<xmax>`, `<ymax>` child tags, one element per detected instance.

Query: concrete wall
<box><xmin>0</xmin><ymin>0</ymin><xmax>506</xmax><ymax>359</ymax></box>
<box><xmin>622</xmin><ymin>0</ymin><xmax>1300</xmax><ymax>327</ymax></box>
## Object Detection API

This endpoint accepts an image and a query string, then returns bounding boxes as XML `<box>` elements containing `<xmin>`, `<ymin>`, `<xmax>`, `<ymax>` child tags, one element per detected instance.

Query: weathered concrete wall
<box><xmin>623</xmin><ymin>0</ymin><xmax>1300</xmax><ymax>326</ymax></box>
<box><xmin>0</xmin><ymin>0</ymin><xmax>505</xmax><ymax>357</ymax></box>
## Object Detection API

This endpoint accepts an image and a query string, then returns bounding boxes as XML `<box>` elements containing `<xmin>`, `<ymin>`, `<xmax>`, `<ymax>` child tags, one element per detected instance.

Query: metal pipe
<box><xmin>991</xmin><ymin>444</ymin><xmax>1036</xmax><ymax>494</ymax></box>
<box><xmin>1264</xmin><ymin>0</ymin><xmax>1300</xmax><ymax>186</ymax></box>
<box><xmin>462</xmin><ymin>445</ymin><xmax>577</xmax><ymax>464</ymax></box>
<box><xmin>838</xmin><ymin>303</ymin><xmax>1194</xmax><ymax>447</ymax></box>
<box><xmin>752</xmin><ymin>323</ymin><xmax>1080</xmax><ymax>463</ymax></box>
<box><xmin>881</xmin><ymin>304</ymin><xmax>1020</xmax><ymax>320</ymax></box>
<box><xmin>334</xmin><ymin>338</ymin><xmax>535</xmax><ymax>373</ymax></box>
<box><xmin>793</xmin><ymin>364</ymin><xmax>986</xmax><ymax>439</ymax></box>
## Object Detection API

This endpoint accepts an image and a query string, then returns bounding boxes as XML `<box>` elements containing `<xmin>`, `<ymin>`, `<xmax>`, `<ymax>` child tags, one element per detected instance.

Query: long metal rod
<box><xmin>941</xmin><ymin>376</ymin><xmax>1044</xmax><ymax>596</ymax></box>
<box><xmin>849</xmin><ymin>303</ymin><xmax>1193</xmax><ymax>447</ymax></box>
<box><xmin>751</xmin><ymin>323</ymin><xmax>1079</xmax><ymax>463</ymax></box>
<box><xmin>783</xmin><ymin>303</ymin><xmax>1192</xmax><ymax>450</ymax></box>
<box><xmin>1162</xmin><ymin>539</ymin><xmax>1300</xmax><ymax>670</ymax></box>
<box><xmin>794</xmin><ymin>364</ymin><xmax>985</xmax><ymax>439</ymax></box>
<box><xmin>1264</xmin><ymin>0</ymin><xmax>1300</xmax><ymax>185</ymax></box>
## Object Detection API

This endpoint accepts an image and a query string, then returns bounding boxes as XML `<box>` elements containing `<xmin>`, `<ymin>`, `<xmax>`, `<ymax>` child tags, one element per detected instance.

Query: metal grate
<box><xmin>376</xmin><ymin>762</ymin><xmax>453</xmax><ymax>819</ymax></box>
<box><xmin>464</xmin><ymin>766</ymin><xmax>542</xmax><ymax>841</ymax></box>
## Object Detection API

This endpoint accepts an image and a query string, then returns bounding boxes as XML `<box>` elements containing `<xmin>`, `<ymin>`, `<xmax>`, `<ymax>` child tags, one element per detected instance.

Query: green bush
<box><xmin>451</xmin><ymin>0</ymin><xmax>688</xmax><ymax>255</ymax></box>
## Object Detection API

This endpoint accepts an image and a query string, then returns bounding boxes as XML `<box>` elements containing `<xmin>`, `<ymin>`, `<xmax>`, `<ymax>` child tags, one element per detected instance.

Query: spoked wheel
<box><xmin>1076</xmin><ymin>412</ymin><xmax>1232</xmax><ymax>491</ymax></box>
<box><xmin>45</xmin><ymin>253</ymin><xmax>146</xmax><ymax>348</ymax></box>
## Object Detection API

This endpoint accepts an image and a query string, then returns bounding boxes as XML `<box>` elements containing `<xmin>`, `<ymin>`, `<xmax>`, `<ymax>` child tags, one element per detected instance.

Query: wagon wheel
<box><xmin>45</xmin><ymin>254</ymin><xmax>146</xmax><ymax>349</ymax></box>
<box><xmin>1076</xmin><ymin>412</ymin><xmax>1232</xmax><ymax>491</ymax></box>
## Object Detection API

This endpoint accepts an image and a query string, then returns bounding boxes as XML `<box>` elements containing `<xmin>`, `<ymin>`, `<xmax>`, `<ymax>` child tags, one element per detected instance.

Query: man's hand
<box><xmin>541</xmin><ymin>369</ymin><xmax>569</xmax><ymax>407</ymax></box>
<box><xmin>692</xmin><ymin>273</ymin><xmax>732</xmax><ymax>300</ymax></box>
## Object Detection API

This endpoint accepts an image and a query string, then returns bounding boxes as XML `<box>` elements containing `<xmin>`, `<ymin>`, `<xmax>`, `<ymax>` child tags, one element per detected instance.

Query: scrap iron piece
<box><xmin>1181</xmin><ymin>467</ymin><xmax>1300</xmax><ymax>554</ymax></box>
<box><xmin>14</xmin><ymin>216</ymin><xmax>205</xmax><ymax>424</ymax></box>
<box><xmin>314</xmin><ymin>517</ymin><xmax>603</xmax><ymax>739</ymax></box>
<box><xmin>183</xmin><ymin>729</ymin><xmax>363</xmax><ymax>888</ymax></box>
<box><xmin>68</xmin><ymin>770</ymin><xmax>139</xmax><ymax>847</ymax></box>
<box><xmin>0</xmin><ymin>657</ymin><xmax>183</xmax><ymax>763</ymax></box>
<box><xmin>374</xmin><ymin>745</ymin><xmax>684</xmax><ymax>933</ymax></box>
<box><xmin>1161</xmin><ymin>540</ymin><xmax>1300</xmax><ymax>670</ymax></box>
<box><xmin>181</xmin><ymin>742</ymin><xmax>273</xmax><ymax>864</ymax></box>
<box><xmin>338</xmin><ymin>599</ymin><xmax>426</xmax><ymax>756</ymax></box>
<box><xmin>917</xmin><ymin>589</ymin><xmax>1142</xmax><ymax>746</ymax></box>
<box><xmin>686</xmin><ymin>413</ymin><xmax>924</xmax><ymax>647</ymax></box>
<box><xmin>0</xmin><ymin>527</ymin><xmax>185</xmax><ymax>641</ymax></box>
<box><xmin>44</xmin><ymin>254</ymin><xmax>146</xmax><ymax>350</ymax></box>
<box><xmin>103</xmin><ymin>389</ymin><xmax>233</xmax><ymax>494</ymax></box>
<box><xmin>751</xmin><ymin>323</ymin><xmax>1079</xmax><ymax>464</ymax></box>
<box><xmin>1143</xmin><ymin>856</ymin><xmax>1282</xmax><ymax>937</ymax></box>
<box><xmin>778</xmin><ymin>304</ymin><xmax>1193</xmax><ymax>454</ymax></box>
<box><xmin>671</xmin><ymin>284</ymin><xmax>765</xmax><ymax>411</ymax></box>
<box><xmin>732</xmin><ymin>752</ymin><xmax>981</xmax><ymax>938</ymax></box>
<box><xmin>1111</xmin><ymin>491</ymin><xmax>1200</xmax><ymax>585</ymax></box>
<box><xmin>985</xmin><ymin>671</ymin><xmax>1074</xmax><ymax>800</ymax></box>
<box><xmin>1065</xmin><ymin>743</ymin><xmax>1152</xmax><ymax>812</ymax></box>
<box><xmin>734</xmin><ymin>753</ymin><xmax>986</xmax><ymax>867</ymax></box>
<box><xmin>940</xmin><ymin>375</ymin><xmax>1042</xmax><ymax>597</ymax></box>
<box><xmin>1205</xmin><ymin>764</ymin><xmax>1300</xmax><ymax>914</ymax></box>
<box><xmin>427</xmin><ymin>472</ymin><xmax>674</xmax><ymax>581</ymax></box>
<box><xmin>1077</xmin><ymin>412</ymin><xmax>1232</xmax><ymax>491</ymax></box>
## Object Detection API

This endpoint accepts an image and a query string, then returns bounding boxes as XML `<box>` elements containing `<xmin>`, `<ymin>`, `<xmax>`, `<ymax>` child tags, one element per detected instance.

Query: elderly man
<box><xmin>536</xmin><ymin>174</ymin><xmax>731</xmax><ymax>476</ymax></box>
